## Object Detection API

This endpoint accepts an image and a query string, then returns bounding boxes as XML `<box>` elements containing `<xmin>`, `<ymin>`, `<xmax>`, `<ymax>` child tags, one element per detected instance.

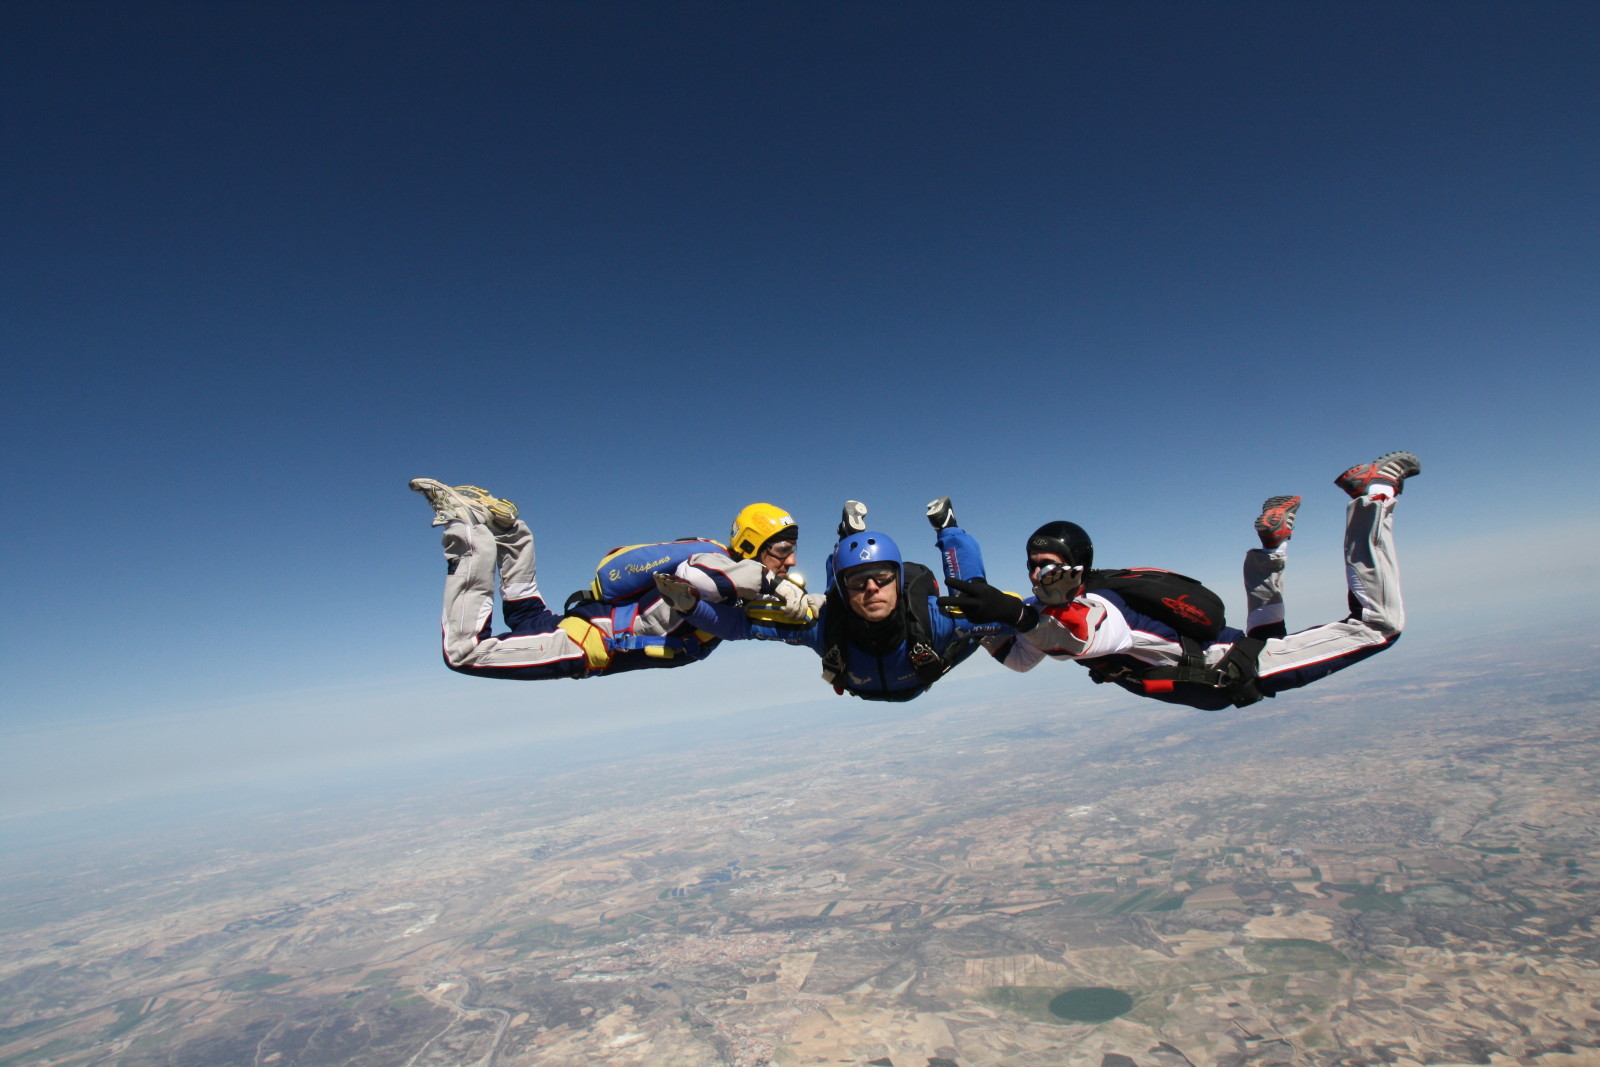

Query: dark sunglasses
<box><xmin>842</xmin><ymin>567</ymin><xmax>898</xmax><ymax>592</ymax></box>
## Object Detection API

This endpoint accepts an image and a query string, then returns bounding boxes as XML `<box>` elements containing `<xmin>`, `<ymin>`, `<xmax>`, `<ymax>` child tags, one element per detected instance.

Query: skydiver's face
<box><xmin>759</xmin><ymin>538</ymin><xmax>796</xmax><ymax>580</ymax></box>
<box><xmin>1028</xmin><ymin>551</ymin><xmax>1084</xmax><ymax>598</ymax></box>
<box><xmin>843</xmin><ymin>566</ymin><xmax>899</xmax><ymax>622</ymax></box>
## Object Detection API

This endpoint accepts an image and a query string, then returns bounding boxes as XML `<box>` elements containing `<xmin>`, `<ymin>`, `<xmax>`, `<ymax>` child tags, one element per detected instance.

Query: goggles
<box><xmin>1030</xmin><ymin>561</ymin><xmax>1084</xmax><ymax>584</ymax></box>
<box><xmin>842</xmin><ymin>567</ymin><xmax>898</xmax><ymax>592</ymax></box>
<box><xmin>761</xmin><ymin>540</ymin><xmax>797</xmax><ymax>560</ymax></box>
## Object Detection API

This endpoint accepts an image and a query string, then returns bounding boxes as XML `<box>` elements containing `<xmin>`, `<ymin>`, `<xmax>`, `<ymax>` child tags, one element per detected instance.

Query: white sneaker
<box><xmin>837</xmin><ymin>500</ymin><xmax>868</xmax><ymax>538</ymax></box>
<box><xmin>409</xmin><ymin>478</ymin><xmax>519</xmax><ymax>530</ymax></box>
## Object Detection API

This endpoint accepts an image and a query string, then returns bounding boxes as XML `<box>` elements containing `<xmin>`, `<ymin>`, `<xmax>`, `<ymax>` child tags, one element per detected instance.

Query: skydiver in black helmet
<box><xmin>939</xmin><ymin>452</ymin><xmax>1420</xmax><ymax>709</ymax></box>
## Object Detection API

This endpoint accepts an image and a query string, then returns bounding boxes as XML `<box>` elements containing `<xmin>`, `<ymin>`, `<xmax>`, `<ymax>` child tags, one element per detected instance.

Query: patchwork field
<box><xmin>5</xmin><ymin>631</ymin><xmax>1600</xmax><ymax>1066</ymax></box>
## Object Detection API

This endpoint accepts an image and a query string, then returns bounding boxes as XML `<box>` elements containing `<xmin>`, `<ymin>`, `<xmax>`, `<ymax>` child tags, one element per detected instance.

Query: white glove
<box><xmin>653</xmin><ymin>572</ymin><xmax>700</xmax><ymax>614</ymax></box>
<box><xmin>745</xmin><ymin>578</ymin><xmax>817</xmax><ymax>625</ymax></box>
<box><xmin>1033</xmin><ymin>564</ymin><xmax>1084</xmax><ymax>606</ymax></box>
<box><xmin>774</xmin><ymin>578</ymin><xmax>816</xmax><ymax>623</ymax></box>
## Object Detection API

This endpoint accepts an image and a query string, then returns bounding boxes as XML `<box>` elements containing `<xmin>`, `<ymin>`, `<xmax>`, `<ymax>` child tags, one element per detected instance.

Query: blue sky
<box><xmin>4</xmin><ymin>2</ymin><xmax>1597</xmax><ymax>821</ymax></box>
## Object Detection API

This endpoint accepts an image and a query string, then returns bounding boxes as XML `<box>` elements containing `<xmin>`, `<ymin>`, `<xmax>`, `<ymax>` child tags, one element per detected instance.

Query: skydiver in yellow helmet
<box><xmin>730</xmin><ymin>502</ymin><xmax>799</xmax><ymax>574</ymax></box>
<box><xmin>408</xmin><ymin>481</ymin><xmax>814</xmax><ymax>680</ymax></box>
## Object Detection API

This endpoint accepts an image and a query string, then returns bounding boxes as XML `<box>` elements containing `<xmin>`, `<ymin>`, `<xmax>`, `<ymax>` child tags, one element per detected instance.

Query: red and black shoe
<box><xmin>1254</xmin><ymin>495</ymin><xmax>1302</xmax><ymax>549</ymax></box>
<box><xmin>1334</xmin><ymin>452</ymin><xmax>1421</xmax><ymax>499</ymax></box>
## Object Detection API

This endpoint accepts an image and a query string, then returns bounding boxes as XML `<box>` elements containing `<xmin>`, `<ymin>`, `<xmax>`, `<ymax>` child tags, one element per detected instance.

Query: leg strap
<box><xmin>556</xmin><ymin>616</ymin><xmax>612</xmax><ymax>674</ymax></box>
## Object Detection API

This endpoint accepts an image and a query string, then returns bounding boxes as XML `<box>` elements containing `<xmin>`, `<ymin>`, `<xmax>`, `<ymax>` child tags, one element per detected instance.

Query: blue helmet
<box><xmin>831</xmin><ymin>530</ymin><xmax>902</xmax><ymax>589</ymax></box>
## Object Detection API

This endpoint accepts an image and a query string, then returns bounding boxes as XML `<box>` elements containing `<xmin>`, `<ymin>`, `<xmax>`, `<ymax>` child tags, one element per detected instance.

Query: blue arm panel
<box><xmin>685</xmin><ymin>599</ymin><xmax>826</xmax><ymax>652</ymax></box>
<box><xmin>934</xmin><ymin>525</ymin><xmax>986</xmax><ymax>583</ymax></box>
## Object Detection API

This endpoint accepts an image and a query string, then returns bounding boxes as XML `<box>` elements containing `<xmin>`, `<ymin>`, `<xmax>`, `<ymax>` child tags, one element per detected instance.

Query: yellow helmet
<box><xmin>730</xmin><ymin>503</ymin><xmax>797</xmax><ymax>560</ymax></box>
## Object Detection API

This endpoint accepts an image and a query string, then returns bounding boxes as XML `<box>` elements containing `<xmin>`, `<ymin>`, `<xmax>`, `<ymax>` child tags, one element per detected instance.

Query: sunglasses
<box><xmin>761</xmin><ymin>540</ymin><xmax>797</xmax><ymax>559</ymax></box>
<box><xmin>842</xmin><ymin>567</ymin><xmax>898</xmax><ymax>592</ymax></box>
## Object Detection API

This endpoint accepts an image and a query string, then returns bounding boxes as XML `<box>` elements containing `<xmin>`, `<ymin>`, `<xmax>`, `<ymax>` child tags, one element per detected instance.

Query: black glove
<box><xmin>937</xmin><ymin>578</ymin><xmax>1038</xmax><ymax>631</ymax></box>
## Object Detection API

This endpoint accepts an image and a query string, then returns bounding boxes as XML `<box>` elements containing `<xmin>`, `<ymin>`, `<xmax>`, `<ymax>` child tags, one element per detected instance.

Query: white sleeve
<box><xmin>675</xmin><ymin>553</ymin><xmax>772</xmax><ymax>602</ymax></box>
<box><xmin>985</xmin><ymin>633</ymin><xmax>1045</xmax><ymax>673</ymax></box>
<box><xmin>1022</xmin><ymin>593</ymin><xmax>1133</xmax><ymax>659</ymax></box>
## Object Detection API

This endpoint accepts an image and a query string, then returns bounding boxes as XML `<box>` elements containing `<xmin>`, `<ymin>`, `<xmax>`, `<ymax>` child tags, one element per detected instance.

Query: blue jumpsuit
<box><xmin>436</xmin><ymin>519</ymin><xmax>764</xmax><ymax>681</ymax></box>
<box><xmin>685</xmin><ymin>526</ymin><xmax>1017</xmax><ymax>701</ymax></box>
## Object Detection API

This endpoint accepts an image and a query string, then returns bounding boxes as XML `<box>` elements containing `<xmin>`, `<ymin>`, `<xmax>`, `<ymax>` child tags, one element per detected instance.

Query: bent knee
<box><xmin>442</xmin><ymin>633</ymin><xmax>490</xmax><ymax>670</ymax></box>
<box><xmin>1364</xmin><ymin>609</ymin><xmax>1404</xmax><ymax>637</ymax></box>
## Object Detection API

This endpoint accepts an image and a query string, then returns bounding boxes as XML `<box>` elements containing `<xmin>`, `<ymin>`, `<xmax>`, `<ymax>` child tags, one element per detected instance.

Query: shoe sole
<box><xmin>1255</xmin><ymin>495</ymin><xmax>1301</xmax><ymax>547</ymax></box>
<box><xmin>409</xmin><ymin>478</ymin><xmax>487</xmax><ymax>525</ymax></box>
<box><xmin>1335</xmin><ymin>452</ymin><xmax>1421</xmax><ymax>497</ymax></box>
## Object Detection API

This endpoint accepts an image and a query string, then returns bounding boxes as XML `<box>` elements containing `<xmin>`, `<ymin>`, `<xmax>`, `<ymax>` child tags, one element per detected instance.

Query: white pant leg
<box><xmin>439</xmin><ymin>521</ymin><xmax>589</xmax><ymax>671</ymax></box>
<box><xmin>440</xmin><ymin>521</ymin><xmax>497</xmax><ymax>665</ymax></box>
<box><xmin>1243</xmin><ymin>548</ymin><xmax>1287</xmax><ymax>632</ymax></box>
<box><xmin>494</xmin><ymin>519</ymin><xmax>540</xmax><ymax>602</ymax></box>
<box><xmin>1344</xmin><ymin>495</ymin><xmax>1403</xmax><ymax>634</ymax></box>
<box><xmin>1255</xmin><ymin>618</ymin><xmax>1393</xmax><ymax>679</ymax></box>
<box><xmin>1253</xmin><ymin>496</ymin><xmax>1402</xmax><ymax>683</ymax></box>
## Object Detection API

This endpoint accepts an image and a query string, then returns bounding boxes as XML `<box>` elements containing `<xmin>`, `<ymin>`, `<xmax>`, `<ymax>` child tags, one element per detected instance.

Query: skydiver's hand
<box><xmin>653</xmin><ymin>572</ymin><xmax>700</xmax><ymax>614</ymax></box>
<box><xmin>768</xmin><ymin>578</ymin><xmax>817</xmax><ymax>624</ymax></box>
<box><xmin>926</xmin><ymin>496</ymin><xmax>957</xmax><ymax>530</ymax></box>
<box><xmin>1032</xmin><ymin>563</ymin><xmax>1084</xmax><ymax>606</ymax></box>
<box><xmin>745</xmin><ymin>578</ymin><xmax>816</xmax><ymax>625</ymax></box>
<box><xmin>937</xmin><ymin>578</ymin><xmax>1037</xmax><ymax>631</ymax></box>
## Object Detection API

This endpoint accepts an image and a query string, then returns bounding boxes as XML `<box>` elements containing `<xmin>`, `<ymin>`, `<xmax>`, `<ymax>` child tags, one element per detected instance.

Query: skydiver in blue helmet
<box><xmin>655</xmin><ymin>497</ymin><xmax>1023</xmax><ymax>701</ymax></box>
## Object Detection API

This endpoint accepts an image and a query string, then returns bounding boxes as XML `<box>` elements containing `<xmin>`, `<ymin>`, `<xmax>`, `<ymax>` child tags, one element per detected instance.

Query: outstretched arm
<box><xmin>938</xmin><ymin>578</ymin><xmax>1037</xmax><ymax>631</ymax></box>
<box><xmin>655</xmin><ymin>573</ymin><xmax>824</xmax><ymax>648</ymax></box>
<box><xmin>691</xmin><ymin>597</ymin><xmax>824</xmax><ymax>647</ymax></box>
<box><xmin>985</xmin><ymin>632</ymin><xmax>1046</xmax><ymax>672</ymax></box>
<box><xmin>1025</xmin><ymin>595</ymin><xmax>1132</xmax><ymax>658</ymax></box>
<box><xmin>676</xmin><ymin>552</ymin><xmax>773</xmax><ymax>602</ymax></box>
<box><xmin>666</xmin><ymin>556</ymin><xmax>815</xmax><ymax>624</ymax></box>
<box><xmin>938</xmin><ymin>566</ymin><xmax>1135</xmax><ymax>662</ymax></box>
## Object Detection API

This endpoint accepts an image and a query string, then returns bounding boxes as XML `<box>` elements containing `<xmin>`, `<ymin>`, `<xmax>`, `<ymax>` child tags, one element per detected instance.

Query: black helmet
<box><xmin>1026</xmin><ymin>520</ymin><xmax>1093</xmax><ymax>571</ymax></box>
